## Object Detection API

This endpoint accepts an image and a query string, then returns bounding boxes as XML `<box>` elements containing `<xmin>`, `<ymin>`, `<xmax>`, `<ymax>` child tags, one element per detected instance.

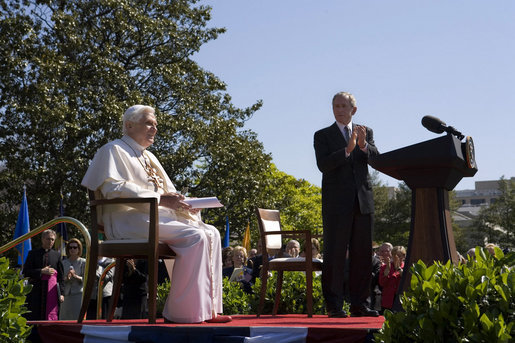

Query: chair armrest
<box><xmin>90</xmin><ymin>197</ymin><xmax>158</xmax><ymax>206</ymax></box>
<box><xmin>263</xmin><ymin>230</ymin><xmax>313</xmax><ymax>239</ymax></box>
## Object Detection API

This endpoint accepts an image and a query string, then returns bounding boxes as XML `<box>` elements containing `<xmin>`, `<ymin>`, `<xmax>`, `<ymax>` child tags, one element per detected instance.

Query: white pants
<box><xmin>105</xmin><ymin>209</ymin><xmax>223</xmax><ymax>323</ymax></box>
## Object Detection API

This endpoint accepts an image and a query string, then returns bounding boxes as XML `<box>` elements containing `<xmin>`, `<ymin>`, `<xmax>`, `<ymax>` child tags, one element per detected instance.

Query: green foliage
<box><xmin>375</xmin><ymin>247</ymin><xmax>515</xmax><ymax>343</ymax></box>
<box><xmin>156</xmin><ymin>271</ymin><xmax>335</xmax><ymax>316</ymax></box>
<box><xmin>262</xmin><ymin>165</ymin><xmax>323</xmax><ymax>235</ymax></box>
<box><xmin>0</xmin><ymin>257</ymin><xmax>32</xmax><ymax>342</ymax></box>
<box><xmin>221</xmin><ymin>277</ymin><xmax>253</xmax><ymax>315</ymax></box>
<box><xmin>156</xmin><ymin>278</ymin><xmax>171</xmax><ymax>317</ymax></box>
<box><xmin>249</xmin><ymin>271</ymin><xmax>330</xmax><ymax>315</ymax></box>
<box><xmin>373</xmin><ymin>174</ymin><xmax>411</xmax><ymax>246</ymax></box>
<box><xmin>237</xmin><ymin>164</ymin><xmax>323</xmax><ymax>248</ymax></box>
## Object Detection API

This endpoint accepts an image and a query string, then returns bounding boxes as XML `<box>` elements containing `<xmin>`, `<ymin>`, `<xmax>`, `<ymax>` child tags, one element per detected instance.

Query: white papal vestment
<box><xmin>81</xmin><ymin>135</ymin><xmax>223</xmax><ymax>323</ymax></box>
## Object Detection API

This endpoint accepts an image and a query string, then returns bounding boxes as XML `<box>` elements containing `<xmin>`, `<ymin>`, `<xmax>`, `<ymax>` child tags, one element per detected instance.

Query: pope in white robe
<box><xmin>81</xmin><ymin>105</ymin><xmax>229</xmax><ymax>324</ymax></box>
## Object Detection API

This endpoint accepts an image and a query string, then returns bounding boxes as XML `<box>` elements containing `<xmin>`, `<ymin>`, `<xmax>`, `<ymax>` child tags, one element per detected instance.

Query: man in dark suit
<box><xmin>22</xmin><ymin>229</ymin><xmax>64</xmax><ymax>321</ymax></box>
<box><xmin>314</xmin><ymin>91</ymin><xmax>379</xmax><ymax>318</ymax></box>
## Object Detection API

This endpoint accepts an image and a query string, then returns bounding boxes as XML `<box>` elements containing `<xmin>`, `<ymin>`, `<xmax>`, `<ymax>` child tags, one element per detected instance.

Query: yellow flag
<box><xmin>242</xmin><ymin>222</ymin><xmax>251</xmax><ymax>252</ymax></box>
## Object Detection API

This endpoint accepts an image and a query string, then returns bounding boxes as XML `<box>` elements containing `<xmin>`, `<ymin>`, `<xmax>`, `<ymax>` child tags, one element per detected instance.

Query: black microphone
<box><xmin>421</xmin><ymin>115</ymin><xmax>446</xmax><ymax>134</ymax></box>
<box><xmin>422</xmin><ymin>115</ymin><xmax>464</xmax><ymax>140</ymax></box>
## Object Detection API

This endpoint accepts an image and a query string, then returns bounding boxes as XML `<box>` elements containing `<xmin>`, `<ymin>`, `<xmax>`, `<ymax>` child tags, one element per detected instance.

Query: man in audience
<box><xmin>22</xmin><ymin>229</ymin><xmax>64</xmax><ymax>321</ymax></box>
<box><xmin>285</xmin><ymin>240</ymin><xmax>301</xmax><ymax>258</ymax></box>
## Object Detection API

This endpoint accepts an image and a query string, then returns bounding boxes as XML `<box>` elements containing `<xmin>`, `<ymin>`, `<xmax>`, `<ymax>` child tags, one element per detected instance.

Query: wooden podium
<box><xmin>369</xmin><ymin>134</ymin><xmax>477</xmax><ymax>305</ymax></box>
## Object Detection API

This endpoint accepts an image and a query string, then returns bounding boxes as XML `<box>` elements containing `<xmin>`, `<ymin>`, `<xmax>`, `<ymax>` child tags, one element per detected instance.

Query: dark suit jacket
<box><xmin>22</xmin><ymin>248</ymin><xmax>64</xmax><ymax>320</ymax></box>
<box><xmin>314</xmin><ymin>122</ymin><xmax>378</xmax><ymax>215</ymax></box>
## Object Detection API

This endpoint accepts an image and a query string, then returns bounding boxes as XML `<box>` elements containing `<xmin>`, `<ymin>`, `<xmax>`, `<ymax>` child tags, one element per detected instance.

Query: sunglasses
<box><xmin>69</xmin><ymin>246</ymin><xmax>79</xmax><ymax>250</ymax></box>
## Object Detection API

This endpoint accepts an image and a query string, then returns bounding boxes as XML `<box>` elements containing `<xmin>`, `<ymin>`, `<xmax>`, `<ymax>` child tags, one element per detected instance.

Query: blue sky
<box><xmin>194</xmin><ymin>1</ymin><xmax>514</xmax><ymax>190</ymax></box>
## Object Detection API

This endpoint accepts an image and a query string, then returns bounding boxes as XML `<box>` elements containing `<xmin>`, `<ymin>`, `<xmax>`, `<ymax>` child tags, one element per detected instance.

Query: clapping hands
<box><xmin>346</xmin><ymin>125</ymin><xmax>367</xmax><ymax>153</ymax></box>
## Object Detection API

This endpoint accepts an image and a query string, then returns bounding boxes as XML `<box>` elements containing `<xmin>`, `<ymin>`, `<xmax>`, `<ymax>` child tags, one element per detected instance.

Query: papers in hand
<box><xmin>184</xmin><ymin>197</ymin><xmax>224</xmax><ymax>209</ymax></box>
<box><xmin>229</xmin><ymin>267</ymin><xmax>252</xmax><ymax>282</ymax></box>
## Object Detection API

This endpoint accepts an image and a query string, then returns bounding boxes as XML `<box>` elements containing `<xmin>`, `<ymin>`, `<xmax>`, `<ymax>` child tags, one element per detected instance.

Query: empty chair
<box><xmin>255</xmin><ymin>208</ymin><xmax>323</xmax><ymax>317</ymax></box>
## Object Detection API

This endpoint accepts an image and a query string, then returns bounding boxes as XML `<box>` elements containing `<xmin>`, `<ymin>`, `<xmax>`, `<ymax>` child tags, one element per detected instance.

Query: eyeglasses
<box><xmin>69</xmin><ymin>246</ymin><xmax>79</xmax><ymax>250</ymax></box>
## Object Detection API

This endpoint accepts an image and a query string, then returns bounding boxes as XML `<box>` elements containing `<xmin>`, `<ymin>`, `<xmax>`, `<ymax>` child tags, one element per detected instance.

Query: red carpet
<box><xmin>30</xmin><ymin>315</ymin><xmax>385</xmax><ymax>343</ymax></box>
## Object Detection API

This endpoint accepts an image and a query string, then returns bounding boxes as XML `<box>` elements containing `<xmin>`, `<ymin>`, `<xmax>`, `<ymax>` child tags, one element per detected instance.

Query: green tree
<box><xmin>470</xmin><ymin>177</ymin><xmax>515</xmax><ymax>249</ymax></box>
<box><xmin>263</xmin><ymin>165</ymin><xmax>322</xmax><ymax>233</ymax></box>
<box><xmin>236</xmin><ymin>164</ymin><xmax>323</xmax><ymax>250</ymax></box>
<box><xmin>193</xmin><ymin>129</ymin><xmax>272</xmax><ymax>238</ymax></box>
<box><xmin>373</xmin><ymin>174</ymin><xmax>411</xmax><ymax>246</ymax></box>
<box><xmin>0</xmin><ymin>0</ymin><xmax>271</xmax><ymax>251</ymax></box>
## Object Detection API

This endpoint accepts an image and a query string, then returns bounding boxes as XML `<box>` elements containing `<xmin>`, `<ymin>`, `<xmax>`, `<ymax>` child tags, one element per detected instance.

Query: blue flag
<box><xmin>223</xmin><ymin>216</ymin><xmax>230</xmax><ymax>248</ymax></box>
<box><xmin>14</xmin><ymin>188</ymin><xmax>31</xmax><ymax>266</ymax></box>
<box><xmin>56</xmin><ymin>194</ymin><xmax>68</xmax><ymax>257</ymax></box>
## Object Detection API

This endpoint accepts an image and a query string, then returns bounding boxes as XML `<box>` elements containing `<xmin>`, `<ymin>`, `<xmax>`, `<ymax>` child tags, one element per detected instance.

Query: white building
<box><xmin>453</xmin><ymin>177</ymin><xmax>514</xmax><ymax>227</ymax></box>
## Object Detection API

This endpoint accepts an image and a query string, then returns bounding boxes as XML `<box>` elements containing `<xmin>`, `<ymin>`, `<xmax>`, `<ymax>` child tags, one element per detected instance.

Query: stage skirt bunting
<box><xmin>34</xmin><ymin>324</ymin><xmax>370</xmax><ymax>343</ymax></box>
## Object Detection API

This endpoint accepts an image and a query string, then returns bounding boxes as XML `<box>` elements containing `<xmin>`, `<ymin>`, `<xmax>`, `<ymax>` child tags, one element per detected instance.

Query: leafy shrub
<box><xmin>156</xmin><ymin>271</ymin><xmax>340</xmax><ymax>316</ymax></box>
<box><xmin>0</xmin><ymin>257</ymin><xmax>32</xmax><ymax>342</ymax></box>
<box><xmin>156</xmin><ymin>278</ymin><xmax>170</xmax><ymax>317</ymax></box>
<box><xmin>249</xmin><ymin>271</ymin><xmax>330</xmax><ymax>315</ymax></box>
<box><xmin>222</xmin><ymin>277</ymin><xmax>253</xmax><ymax>315</ymax></box>
<box><xmin>375</xmin><ymin>247</ymin><xmax>515</xmax><ymax>343</ymax></box>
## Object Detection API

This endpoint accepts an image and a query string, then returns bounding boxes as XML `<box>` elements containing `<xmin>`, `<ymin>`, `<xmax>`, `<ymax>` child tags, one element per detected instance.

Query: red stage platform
<box><xmin>30</xmin><ymin>314</ymin><xmax>384</xmax><ymax>343</ymax></box>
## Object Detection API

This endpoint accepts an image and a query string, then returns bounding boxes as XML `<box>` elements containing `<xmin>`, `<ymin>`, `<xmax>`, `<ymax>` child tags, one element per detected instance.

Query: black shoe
<box><xmin>327</xmin><ymin>310</ymin><xmax>349</xmax><ymax>318</ymax></box>
<box><xmin>350</xmin><ymin>305</ymin><xmax>380</xmax><ymax>317</ymax></box>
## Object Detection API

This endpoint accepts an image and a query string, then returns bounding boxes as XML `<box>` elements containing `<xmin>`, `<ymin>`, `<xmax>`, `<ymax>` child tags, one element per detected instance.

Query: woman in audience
<box><xmin>378</xmin><ymin>245</ymin><xmax>406</xmax><ymax>312</ymax></box>
<box><xmin>300</xmin><ymin>238</ymin><xmax>322</xmax><ymax>260</ymax></box>
<box><xmin>222</xmin><ymin>246</ymin><xmax>234</xmax><ymax>270</ymax></box>
<box><xmin>59</xmin><ymin>238</ymin><xmax>86</xmax><ymax>320</ymax></box>
<box><xmin>223</xmin><ymin>246</ymin><xmax>253</xmax><ymax>293</ymax></box>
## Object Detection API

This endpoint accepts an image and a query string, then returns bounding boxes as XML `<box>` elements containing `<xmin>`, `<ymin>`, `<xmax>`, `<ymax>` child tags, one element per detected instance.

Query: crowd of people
<box><xmin>21</xmin><ymin>229</ymin><xmax>171</xmax><ymax>322</ymax></box>
<box><xmin>21</xmin><ymin>227</ymin><xmax>502</xmax><ymax>322</ymax></box>
<box><xmin>222</xmin><ymin>238</ymin><xmax>323</xmax><ymax>294</ymax></box>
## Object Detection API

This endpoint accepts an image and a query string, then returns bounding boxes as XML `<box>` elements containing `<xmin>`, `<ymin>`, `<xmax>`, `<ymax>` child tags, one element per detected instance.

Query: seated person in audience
<box><xmin>222</xmin><ymin>247</ymin><xmax>234</xmax><ymax>270</ymax></box>
<box><xmin>379</xmin><ymin>245</ymin><xmax>406</xmax><ymax>312</ymax></box>
<box><xmin>223</xmin><ymin>246</ymin><xmax>253</xmax><ymax>293</ymax></box>
<box><xmin>248</xmin><ymin>248</ymin><xmax>258</xmax><ymax>259</ymax></box>
<box><xmin>285</xmin><ymin>240</ymin><xmax>301</xmax><ymax>258</ymax></box>
<box><xmin>300</xmin><ymin>238</ymin><xmax>322</xmax><ymax>260</ymax></box>
<box><xmin>485</xmin><ymin>243</ymin><xmax>498</xmax><ymax>256</ymax></box>
<box><xmin>248</xmin><ymin>240</ymin><xmax>265</xmax><ymax>283</ymax></box>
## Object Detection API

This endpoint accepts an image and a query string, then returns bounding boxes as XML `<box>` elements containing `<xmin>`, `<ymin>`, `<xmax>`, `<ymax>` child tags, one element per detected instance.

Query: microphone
<box><xmin>421</xmin><ymin>115</ymin><xmax>464</xmax><ymax>140</ymax></box>
<box><xmin>421</xmin><ymin>115</ymin><xmax>445</xmax><ymax>134</ymax></box>
<box><xmin>69</xmin><ymin>266</ymin><xmax>74</xmax><ymax>271</ymax></box>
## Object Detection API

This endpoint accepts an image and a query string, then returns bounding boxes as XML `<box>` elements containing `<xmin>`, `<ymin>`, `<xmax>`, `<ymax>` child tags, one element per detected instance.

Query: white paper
<box><xmin>184</xmin><ymin>197</ymin><xmax>224</xmax><ymax>209</ymax></box>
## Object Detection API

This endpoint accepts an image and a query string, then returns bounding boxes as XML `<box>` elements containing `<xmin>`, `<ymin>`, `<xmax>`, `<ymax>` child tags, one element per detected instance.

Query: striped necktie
<box><xmin>343</xmin><ymin>126</ymin><xmax>350</xmax><ymax>142</ymax></box>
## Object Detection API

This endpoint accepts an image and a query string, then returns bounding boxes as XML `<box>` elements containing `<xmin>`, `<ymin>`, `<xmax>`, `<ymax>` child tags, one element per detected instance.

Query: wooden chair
<box><xmin>255</xmin><ymin>208</ymin><xmax>323</xmax><ymax>317</ymax></box>
<box><xmin>78</xmin><ymin>190</ymin><xmax>176</xmax><ymax>324</ymax></box>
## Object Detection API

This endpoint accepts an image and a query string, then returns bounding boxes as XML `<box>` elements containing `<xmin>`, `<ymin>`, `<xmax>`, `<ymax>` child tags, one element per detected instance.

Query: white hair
<box><xmin>122</xmin><ymin>105</ymin><xmax>155</xmax><ymax>134</ymax></box>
